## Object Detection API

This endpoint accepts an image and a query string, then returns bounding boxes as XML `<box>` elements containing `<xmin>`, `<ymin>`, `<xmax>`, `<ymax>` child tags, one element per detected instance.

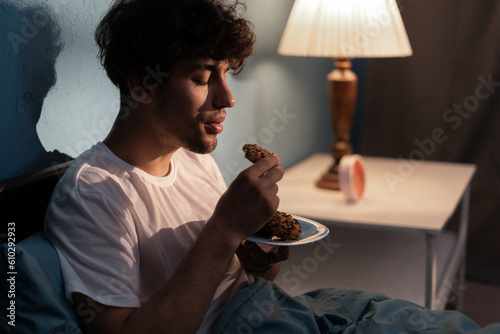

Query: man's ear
<box><xmin>127</xmin><ymin>71</ymin><xmax>153</xmax><ymax>104</ymax></box>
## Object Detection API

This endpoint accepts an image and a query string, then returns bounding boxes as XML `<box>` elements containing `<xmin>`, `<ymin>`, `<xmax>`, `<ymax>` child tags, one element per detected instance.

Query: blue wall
<box><xmin>1</xmin><ymin>0</ymin><xmax>358</xmax><ymax>184</ymax></box>
<box><xmin>0</xmin><ymin>1</ymin><xmax>69</xmax><ymax>179</ymax></box>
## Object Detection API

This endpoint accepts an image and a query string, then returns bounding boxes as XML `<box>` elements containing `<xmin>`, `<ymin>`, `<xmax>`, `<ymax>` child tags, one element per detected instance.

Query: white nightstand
<box><xmin>275</xmin><ymin>154</ymin><xmax>476</xmax><ymax>310</ymax></box>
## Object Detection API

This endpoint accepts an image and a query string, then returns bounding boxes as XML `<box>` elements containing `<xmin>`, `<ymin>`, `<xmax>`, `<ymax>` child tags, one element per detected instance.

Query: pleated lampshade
<box><xmin>278</xmin><ymin>0</ymin><xmax>412</xmax><ymax>58</ymax></box>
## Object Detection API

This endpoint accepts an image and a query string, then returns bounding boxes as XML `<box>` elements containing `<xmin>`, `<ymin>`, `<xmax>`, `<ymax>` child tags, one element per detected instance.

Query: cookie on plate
<box><xmin>259</xmin><ymin>211</ymin><xmax>302</xmax><ymax>241</ymax></box>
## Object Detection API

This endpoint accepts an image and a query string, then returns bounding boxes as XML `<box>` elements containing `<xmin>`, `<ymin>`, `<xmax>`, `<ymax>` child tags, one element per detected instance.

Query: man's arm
<box><xmin>73</xmin><ymin>155</ymin><xmax>284</xmax><ymax>334</ymax></box>
<box><xmin>75</xmin><ymin>221</ymin><xmax>240</xmax><ymax>334</ymax></box>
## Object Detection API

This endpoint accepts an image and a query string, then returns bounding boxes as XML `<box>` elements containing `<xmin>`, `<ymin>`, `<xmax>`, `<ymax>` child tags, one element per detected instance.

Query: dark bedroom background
<box><xmin>358</xmin><ymin>0</ymin><xmax>500</xmax><ymax>284</ymax></box>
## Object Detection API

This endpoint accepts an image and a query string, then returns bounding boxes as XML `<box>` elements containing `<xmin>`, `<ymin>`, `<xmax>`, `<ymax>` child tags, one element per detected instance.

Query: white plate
<box><xmin>246</xmin><ymin>215</ymin><xmax>329</xmax><ymax>246</ymax></box>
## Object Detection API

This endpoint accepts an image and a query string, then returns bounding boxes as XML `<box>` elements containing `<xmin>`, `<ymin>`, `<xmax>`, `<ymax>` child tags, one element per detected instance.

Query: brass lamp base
<box><xmin>316</xmin><ymin>169</ymin><xmax>340</xmax><ymax>190</ymax></box>
<box><xmin>317</xmin><ymin>141</ymin><xmax>353</xmax><ymax>190</ymax></box>
<box><xmin>316</xmin><ymin>58</ymin><xmax>358</xmax><ymax>191</ymax></box>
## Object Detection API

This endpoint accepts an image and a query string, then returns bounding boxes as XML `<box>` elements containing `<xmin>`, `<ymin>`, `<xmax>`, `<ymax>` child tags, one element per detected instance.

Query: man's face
<box><xmin>151</xmin><ymin>58</ymin><xmax>235</xmax><ymax>154</ymax></box>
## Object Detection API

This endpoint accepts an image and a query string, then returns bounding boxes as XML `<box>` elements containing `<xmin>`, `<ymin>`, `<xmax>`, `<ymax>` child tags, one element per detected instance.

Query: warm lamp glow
<box><xmin>278</xmin><ymin>0</ymin><xmax>412</xmax><ymax>58</ymax></box>
<box><xmin>278</xmin><ymin>0</ymin><xmax>412</xmax><ymax>190</ymax></box>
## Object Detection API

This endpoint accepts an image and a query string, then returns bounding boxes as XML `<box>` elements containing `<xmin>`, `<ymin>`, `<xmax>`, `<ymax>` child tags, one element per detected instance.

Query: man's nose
<box><xmin>213</xmin><ymin>78</ymin><xmax>236</xmax><ymax>109</ymax></box>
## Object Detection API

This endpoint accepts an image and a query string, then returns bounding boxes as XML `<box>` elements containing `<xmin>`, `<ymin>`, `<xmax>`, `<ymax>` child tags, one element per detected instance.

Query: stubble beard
<box><xmin>185</xmin><ymin>133</ymin><xmax>217</xmax><ymax>154</ymax></box>
<box><xmin>156</xmin><ymin>119</ymin><xmax>217</xmax><ymax>155</ymax></box>
<box><xmin>153</xmin><ymin>92</ymin><xmax>218</xmax><ymax>154</ymax></box>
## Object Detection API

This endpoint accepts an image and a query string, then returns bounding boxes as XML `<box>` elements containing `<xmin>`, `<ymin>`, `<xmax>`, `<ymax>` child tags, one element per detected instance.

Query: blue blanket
<box><xmin>214</xmin><ymin>278</ymin><xmax>500</xmax><ymax>334</ymax></box>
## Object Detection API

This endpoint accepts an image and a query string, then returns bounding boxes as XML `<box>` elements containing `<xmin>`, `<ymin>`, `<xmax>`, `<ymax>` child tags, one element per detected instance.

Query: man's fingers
<box><xmin>270</xmin><ymin>246</ymin><xmax>290</xmax><ymax>263</ymax></box>
<box><xmin>263</xmin><ymin>164</ymin><xmax>285</xmax><ymax>183</ymax></box>
<box><xmin>236</xmin><ymin>242</ymin><xmax>271</xmax><ymax>272</ymax></box>
<box><xmin>244</xmin><ymin>241</ymin><xmax>269</xmax><ymax>265</ymax></box>
<box><xmin>249</xmin><ymin>154</ymin><xmax>281</xmax><ymax>178</ymax></box>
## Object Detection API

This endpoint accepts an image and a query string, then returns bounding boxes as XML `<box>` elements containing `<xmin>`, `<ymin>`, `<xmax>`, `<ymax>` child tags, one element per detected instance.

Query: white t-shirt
<box><xmin>44</xmin><ymin>142</ymin><xmax>253</xmax><ymax>333</ymax></box>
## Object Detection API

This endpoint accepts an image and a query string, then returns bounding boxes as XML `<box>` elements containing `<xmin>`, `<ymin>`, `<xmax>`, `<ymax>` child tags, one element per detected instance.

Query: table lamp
<box><xmin>278</xmin><ymin>0</ymin><xmax>412</xmax><ymax>190</ymax></box>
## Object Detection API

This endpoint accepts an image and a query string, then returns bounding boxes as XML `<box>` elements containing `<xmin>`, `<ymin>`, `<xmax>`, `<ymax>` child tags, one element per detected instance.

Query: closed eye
<box><xmin>193</xmin><ymin>79</ymin><xmax>209</xmax><ymax>86</ymax></box>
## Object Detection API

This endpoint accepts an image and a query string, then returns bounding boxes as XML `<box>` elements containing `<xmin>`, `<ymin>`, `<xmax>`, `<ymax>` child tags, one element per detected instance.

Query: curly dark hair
<box><xmin>95</xmin><ymin>0</ymin><xmax>255</xmax><ymax>94</ymax></box>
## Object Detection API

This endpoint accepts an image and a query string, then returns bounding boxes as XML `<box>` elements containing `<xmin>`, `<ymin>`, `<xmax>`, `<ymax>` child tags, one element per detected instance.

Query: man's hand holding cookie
<box><xmin>243</xmin><ymin>144</ymin><xmax>302</xmax><ymax>241</ymax></box>
<box><xmin>209</xmin><ymin>146</ymin><xmax>284</xmax><ymax>242</ymax></box>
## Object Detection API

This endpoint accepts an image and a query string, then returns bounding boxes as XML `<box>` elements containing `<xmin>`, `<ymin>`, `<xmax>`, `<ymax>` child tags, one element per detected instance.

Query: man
<box><xmin>45</xmin><ymin>1</ymin><xmax>500</xmax><ymax>333</ymax></box>
<box><xmin>45</xmin><ymin>0</ymin><xmax>288</xmax><ymax>333</ymax></box>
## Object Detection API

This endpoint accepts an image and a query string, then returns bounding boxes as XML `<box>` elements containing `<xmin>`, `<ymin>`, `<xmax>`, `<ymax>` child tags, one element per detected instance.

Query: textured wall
<box><xmin>0</xmin><ymin>0</ymin><xmax>116</xmax><ymax>180</ymax></box>
<box><xmin>0</xmin><ymin>0</ymin><xmax>71</xmax><ymax>179</ymax></box>
<box><xmin>0</xmin><ymin>0</ymin><xmax>334</xmax><ymax>183</ymax></box>
<box><xmin>36</xmin><ymin>0</ymin><xmax>119</xmax><ymax>159</ymax></box>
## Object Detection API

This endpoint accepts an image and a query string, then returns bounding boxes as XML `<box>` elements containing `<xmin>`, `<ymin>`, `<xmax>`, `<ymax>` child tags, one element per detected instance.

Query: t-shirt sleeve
<box><xmin>45</xmin><ymin>188</ymin><xmax>141</xmax><ymax>308</ymax></box>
